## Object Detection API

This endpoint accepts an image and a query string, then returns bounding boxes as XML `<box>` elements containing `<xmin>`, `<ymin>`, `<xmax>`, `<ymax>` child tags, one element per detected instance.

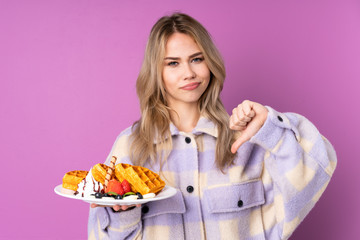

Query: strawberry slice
<box><xmin>106</xmin><ymin>179</ymin><xmax>125</xmax><ymax>195</ymax></box>
<box><xmin>121</xmin><ymin>179</ymin><xmax>132</xmax><ymax>193</ymax></box>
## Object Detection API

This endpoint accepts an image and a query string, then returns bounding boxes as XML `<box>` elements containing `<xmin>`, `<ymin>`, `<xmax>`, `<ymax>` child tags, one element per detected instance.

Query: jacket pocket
<box><xmin>203</xmin><ymin>179</ymin><xmax>265</xmax><ymax>213</ymax></box>
<box><xmin>141</xmin><ymin>189</ymin><xmax>186</xmax><ymax>240</ymax></box>
<box><xmin>142</xmin><ymin>189</ymin><xmax>186</xmax><ymax>219</ymax></box>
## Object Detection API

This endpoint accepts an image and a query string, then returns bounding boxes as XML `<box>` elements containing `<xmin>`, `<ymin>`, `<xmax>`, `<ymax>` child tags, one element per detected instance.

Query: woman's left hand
<box><xmin>229</xmin><ymin>100</ymin><xmax>268</xmax><ymax>153</ymax></box>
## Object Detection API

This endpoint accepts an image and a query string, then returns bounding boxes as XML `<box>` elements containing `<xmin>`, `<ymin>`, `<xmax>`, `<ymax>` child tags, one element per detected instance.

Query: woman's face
<box><xmin>162</xmin><ymin>33</ymin><xmax>210</xmax><ymax>109</ymax></box>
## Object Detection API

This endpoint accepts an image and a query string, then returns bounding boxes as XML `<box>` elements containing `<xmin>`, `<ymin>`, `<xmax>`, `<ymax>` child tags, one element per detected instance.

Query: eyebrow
<box><xmin>164</xmin><ymin>52</ymin><xmax>203</xmax><ymax>60</ymax></box>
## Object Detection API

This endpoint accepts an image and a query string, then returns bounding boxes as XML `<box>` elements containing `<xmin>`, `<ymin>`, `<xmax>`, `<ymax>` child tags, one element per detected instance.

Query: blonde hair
<box><xmin>130</xmin><ymin>13</ymin><xmax>236</xmax><ymax>172</ymax></box>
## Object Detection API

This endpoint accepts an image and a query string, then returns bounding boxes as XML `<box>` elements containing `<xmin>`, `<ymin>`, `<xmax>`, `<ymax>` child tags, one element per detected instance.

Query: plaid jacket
<box><xmin>88</xmin><ymin>106</ymin><xmax>337</xmax><ymax>240</ymax></box>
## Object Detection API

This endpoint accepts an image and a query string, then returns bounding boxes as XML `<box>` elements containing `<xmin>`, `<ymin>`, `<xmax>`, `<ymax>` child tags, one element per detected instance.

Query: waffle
<box><xmin>91</xmin><ymin>163</ymin><xmax>114</xmax><ymax>185</ymax></box>
<box><xmin>62</xmin><ymin>170</ymin><xmax>88</xmax><ymax>191</ymax></box>
<box><xmin>115</xmin><ymin>163</ymin><xmax>165</xmax><ymax>195</ymax></box>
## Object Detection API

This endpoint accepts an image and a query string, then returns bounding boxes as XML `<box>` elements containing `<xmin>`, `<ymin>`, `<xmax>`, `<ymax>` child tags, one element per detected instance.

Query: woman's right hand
<box><xmin>91</xmin><ymin>203</ymin><xmax>141</xmax><ymax>211</ymax></box>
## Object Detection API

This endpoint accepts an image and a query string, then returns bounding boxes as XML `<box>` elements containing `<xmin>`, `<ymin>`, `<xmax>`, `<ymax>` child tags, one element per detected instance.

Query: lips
<box><xmin>180</xmin><ymin>82</ymin><xmax>201</xmax><ymax>90</ymax></box>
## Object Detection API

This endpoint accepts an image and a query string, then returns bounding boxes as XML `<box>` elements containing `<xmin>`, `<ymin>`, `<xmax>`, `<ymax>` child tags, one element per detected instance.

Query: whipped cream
<box><xmin>76</xmin><ymin>168</ymin><xmax>104</xmax><ymax>197</ymax></box>
<box><xmin>143</xmin><ymin>193</ymin><xmax>156</xmax><ymax>199</ymax></box>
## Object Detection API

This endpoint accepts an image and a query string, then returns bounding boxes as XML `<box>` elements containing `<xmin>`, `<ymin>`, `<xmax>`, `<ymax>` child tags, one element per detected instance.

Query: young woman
<box><xmin>88</xmin><ymin>13</ymin><xmax>337</xmax><ymax>240</ymax></box>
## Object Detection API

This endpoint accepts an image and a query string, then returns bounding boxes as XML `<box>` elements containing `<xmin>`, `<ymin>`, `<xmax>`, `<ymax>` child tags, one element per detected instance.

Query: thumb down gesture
<box><xmin>229</xmin><ymin>100</ymin><xmax>268</xmax><ymax>153</ymax></box>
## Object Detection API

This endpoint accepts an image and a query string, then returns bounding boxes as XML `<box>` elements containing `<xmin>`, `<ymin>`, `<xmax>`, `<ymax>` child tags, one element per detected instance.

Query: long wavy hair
<box><xmin>129</xmin><ymin>13</ymin><xmax>236</xmax><ymax>172</ymax></box>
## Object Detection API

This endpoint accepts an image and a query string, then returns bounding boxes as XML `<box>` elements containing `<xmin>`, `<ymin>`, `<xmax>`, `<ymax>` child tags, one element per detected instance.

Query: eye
<box><xmin>167</xmin><ymin>61</ymin><xmax>178</xmax><ymax>66</ymax></box>
<box><xmin>191</xmin><ymin>57</ymin><xmax>204</xmax><ymax>63</ymax></box>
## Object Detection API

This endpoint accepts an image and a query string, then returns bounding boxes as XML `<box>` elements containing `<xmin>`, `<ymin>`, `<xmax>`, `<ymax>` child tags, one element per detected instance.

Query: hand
<box><xmin>90</xmin><ymin>203</ymin><xmax>141</xmax><ymax>211</ymax></box>
<box><xmin>229</xmin><ymin>100</ymin><xmax>268</xmax><ymax>153</ymax></box>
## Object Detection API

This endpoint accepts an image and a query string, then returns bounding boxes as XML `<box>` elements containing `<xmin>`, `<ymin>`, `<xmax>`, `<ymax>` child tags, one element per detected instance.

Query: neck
<box><xmin>169</xmin><ymin>102</ymin><xmax>200</xmax><ymax>133</ymax></box>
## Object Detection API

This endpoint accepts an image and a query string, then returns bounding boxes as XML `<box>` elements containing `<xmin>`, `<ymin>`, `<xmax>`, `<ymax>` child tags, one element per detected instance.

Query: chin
<box><xmin>184</xmin><ymin>96</ymin><xmax>202</xmax><ymax>104</ymax></box>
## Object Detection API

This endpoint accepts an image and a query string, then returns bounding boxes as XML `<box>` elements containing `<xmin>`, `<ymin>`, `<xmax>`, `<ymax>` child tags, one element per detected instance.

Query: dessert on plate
<box><xmin>61</xmin><ymin>156</ymin><xmax>165</xmax><ymax>200</ymax></box>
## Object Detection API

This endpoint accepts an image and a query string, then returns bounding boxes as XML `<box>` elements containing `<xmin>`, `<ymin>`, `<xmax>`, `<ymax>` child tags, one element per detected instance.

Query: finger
<box><xmin>229</xmin><ymin>114</ymin><xmax>236</xmax><ymax>129</ymax></box>
<box><xmin>242</xmin><ymin>100</ymin><xmax>257</xmax><ymax>118</ymax></box>
<box><xmin>232</xmin><ymin>106</ymin><xmax>249</xmax><ymax>127</ymax></box>
<box><xmin>91</xmin><ymin>203</ymin><xmax>123</xmax><ymax>210</ymax></box>
<box><xmin>242</xmin><ymin>100</ymin><xmax>251</xmax><ymax>116</ymax></box>
<box><xmin>236</xmin><ymin>105</ymin><xmax>252</xmax><ymax>123</ymax></box>
<box><xmin>121</xmin><ymin>204</ymin><xmax>136</xmax><ymax>211</ymax></box>
<box><xmin>247</xmin><ymin>109</ymin><xmax>256</xmax><ymax>118</ymax></box>
<box><xmin>231</xmin><ymin>133</ymin><xmax>249</xmax><ymax>153</ymax></box>
<box><xmin>230</xmin><ymin>119</ymin><xmax>247</xmax><ymax>131</ymax></box>
<box><xmin>235</xmin><ymin>115</ymin><xmax>248</xmax><ymax>126</ymax></box>
<box><xmin>91</xmin><ymin>204</ymin><xmax>111</xmax><ymax>208</ymax></box>
<box><xmin>230</xmin><ymin>125</ymin><xmax>246</xmax><ymax>131</ymax></box>
<box><xmin>235</xmin><ymin>104</ymin><xmax>244</xmax><ymax>121</ymax></box>
<box><xmin>113</xmin><ymin>205</ymin><xmax>121</xmax><ymax>211</ymax></box>
<box><xmin>230</xmin><ymin>109</ymin><xmax>249</xmax><ymax>131</ymax></box>
<box><xmin>231</xmin><ymin>108</ymin><xmax>240</xmax><ymax>124</ymax></box>
<box><xmin>229</xmin><ymin>115</ymin><xmax>246</xmax><ymax>131</ymax></box>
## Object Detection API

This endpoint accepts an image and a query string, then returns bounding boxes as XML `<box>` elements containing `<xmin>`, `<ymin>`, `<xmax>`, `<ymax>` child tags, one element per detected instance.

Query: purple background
<box><xmin>1</xmin><ymin>0</ymin><xmax>359</xmax><ymax>239</ymax></box>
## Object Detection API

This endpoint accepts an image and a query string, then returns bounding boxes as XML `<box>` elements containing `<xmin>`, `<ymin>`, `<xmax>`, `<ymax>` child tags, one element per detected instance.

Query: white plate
<box><xmin>54</xmin><ymin>184</ymin><xmax>177</xmax><ymax>206</ymax></box>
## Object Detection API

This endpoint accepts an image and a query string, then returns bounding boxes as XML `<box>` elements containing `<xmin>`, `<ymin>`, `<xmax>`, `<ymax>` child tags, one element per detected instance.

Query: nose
<box><xmin>183</xmin><ymin>63</ymin><xmax>196</xmax><ymax>80</ymax></box>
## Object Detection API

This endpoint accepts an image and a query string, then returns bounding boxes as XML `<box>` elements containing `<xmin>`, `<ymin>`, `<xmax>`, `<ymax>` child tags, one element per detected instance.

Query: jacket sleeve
<box><xmin>87</xmin><ymin>128</ymin><xmax>143</xmax><ymax>240</ymax></box>
<box><xmin>249</xmin><ymin>106</ymin><xmax>337</xmax><ymax>239</ymax></box>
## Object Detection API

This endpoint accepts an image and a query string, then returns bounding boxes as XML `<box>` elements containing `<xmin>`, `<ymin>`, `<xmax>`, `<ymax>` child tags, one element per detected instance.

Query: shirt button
<box><xmin>186</xmin><ymin>185</ymin><xmax>194</xmax><ymax>193</ymax></box>
<box><xmin>237</xmin><ymin>200</ymin><xmax>243</xmax><ymax>207</ymax></box>
<box><xmin>185</xmin><ymin>137</ymin><xmax>191</xmax><ymax>144</ymax></box>
<box><xmin>277</xmin><ymin>116</ymin><xmax>283</xmax><ymax>122</ymax></box>
<box><xmin>142</xmin><ymin>205</ymin><xmax>149</xmax><ymax>214</ymax></box>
